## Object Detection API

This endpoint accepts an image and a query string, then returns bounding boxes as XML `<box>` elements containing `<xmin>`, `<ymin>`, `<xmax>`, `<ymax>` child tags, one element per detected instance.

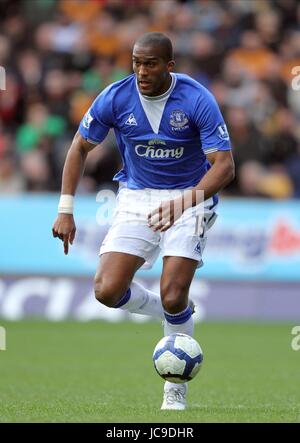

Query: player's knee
<box><xmin>161</xmin><ymin>281</ymin><xmax>189</xmax><ymax>314</ymax></box>
<box><xmin>94</xmin><ymin>279</ymin><xmax>122</xmax><ymax>308</ymax></box>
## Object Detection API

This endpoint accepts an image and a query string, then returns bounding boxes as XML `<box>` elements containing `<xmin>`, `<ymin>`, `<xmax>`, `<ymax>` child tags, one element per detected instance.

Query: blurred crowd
<box><xmin>0</xmin><ymin>0</ymin><xmax>300</xmax><ymax>198</ymax></box>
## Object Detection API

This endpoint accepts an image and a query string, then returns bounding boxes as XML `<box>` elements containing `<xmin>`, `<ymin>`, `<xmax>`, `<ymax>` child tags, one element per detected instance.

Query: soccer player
<box><xmin>52</xmin><ymin>32</ymin><xmax>234</xmax><ymax>410</ymax></box>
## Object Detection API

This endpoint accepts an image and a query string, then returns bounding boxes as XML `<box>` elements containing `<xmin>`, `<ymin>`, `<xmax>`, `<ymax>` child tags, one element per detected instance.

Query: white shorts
<box><xmin>100</xmin><ymin>187</ymin><xmax>217</xmax><ymax>269</ymax></box>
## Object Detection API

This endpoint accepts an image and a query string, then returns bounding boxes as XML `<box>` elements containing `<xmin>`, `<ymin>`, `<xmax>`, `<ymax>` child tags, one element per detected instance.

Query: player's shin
<box><xmin>113</xmin><ymin>280</ymin><xmax>164</xmax><ymax>319</ymax></box>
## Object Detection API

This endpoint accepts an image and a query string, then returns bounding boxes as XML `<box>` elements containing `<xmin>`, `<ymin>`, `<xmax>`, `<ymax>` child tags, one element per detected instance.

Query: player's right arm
<box><xmin>52</xmin><ymin>82</ymin><xmax>116</xmax><ymax>253</ymax></box>
<box><xmin>52</xmin><ymin>131</ymin><xmax>96</xmax><ymax>255</ymax></box>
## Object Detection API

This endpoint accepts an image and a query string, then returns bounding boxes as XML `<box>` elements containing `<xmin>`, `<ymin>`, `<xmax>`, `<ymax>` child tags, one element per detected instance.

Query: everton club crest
<box><xmin>170</xmin><ymin>110</ymin><xmax>189</xmax><ymax>131</ymax></box>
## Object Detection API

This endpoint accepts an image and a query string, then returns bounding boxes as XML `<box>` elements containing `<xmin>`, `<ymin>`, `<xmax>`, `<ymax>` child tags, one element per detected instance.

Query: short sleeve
<box><xmin>79</xmin><ymin>85</ymin><xmax>114</xmax><ymax>144</ymax></box>
<box><xmin>194</xmin><ymin>88</ymin><xmax>231</xmax><ymax>154</ymax></box>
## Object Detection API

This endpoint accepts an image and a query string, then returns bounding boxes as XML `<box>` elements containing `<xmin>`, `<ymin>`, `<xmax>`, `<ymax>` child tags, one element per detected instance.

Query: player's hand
<box><xmin>147</xmin><ymin>198</ymin><xmax>184</xmax><ymax>233</ymax></box>
<box><xmin>52</xmin><ymin>213</ymin><xmax>76</xmax><ymax>255</ymax></box>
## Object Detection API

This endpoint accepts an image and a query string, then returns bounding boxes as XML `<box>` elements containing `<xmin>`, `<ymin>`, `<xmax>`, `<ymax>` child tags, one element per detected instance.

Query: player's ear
<box><xmin>167</xmin><ymin>60</ymin><xmax>175</xmax><ymax>72</ymax></box>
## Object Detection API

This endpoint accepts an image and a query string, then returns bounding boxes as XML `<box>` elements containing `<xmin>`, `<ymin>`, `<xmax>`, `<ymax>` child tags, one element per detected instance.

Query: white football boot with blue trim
<box><xmin>161</xmin><ymin>382</ymin><xmax>187</xmax><ymax>410</ymax></box>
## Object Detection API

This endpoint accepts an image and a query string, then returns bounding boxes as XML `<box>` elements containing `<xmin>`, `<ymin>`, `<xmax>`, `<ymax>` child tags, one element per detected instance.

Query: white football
<box><xmin>152</xmin><ymin>333</ymin><xmax>203</xmax><ymax>383</ymax></box>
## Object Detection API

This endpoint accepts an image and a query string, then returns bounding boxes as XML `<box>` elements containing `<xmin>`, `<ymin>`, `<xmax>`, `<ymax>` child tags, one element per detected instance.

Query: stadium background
<box><xmin>0</xmin><ymin>0</ymin><xmax>300</xmax><ymax>423</ymax></box>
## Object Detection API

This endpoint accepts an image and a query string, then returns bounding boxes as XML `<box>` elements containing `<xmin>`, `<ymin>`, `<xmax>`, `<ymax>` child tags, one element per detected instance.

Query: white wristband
<box><xmin>58</xmin><ymin>194</ymin><xmax>74</xmax><ymax>214</ymax></box>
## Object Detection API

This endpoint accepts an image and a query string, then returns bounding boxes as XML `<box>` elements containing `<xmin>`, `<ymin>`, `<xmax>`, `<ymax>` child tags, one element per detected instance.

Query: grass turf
<box><xmin>0</xmin><ymin>320</ymin><xmax>299</xmax><ymax>423</ymax></box>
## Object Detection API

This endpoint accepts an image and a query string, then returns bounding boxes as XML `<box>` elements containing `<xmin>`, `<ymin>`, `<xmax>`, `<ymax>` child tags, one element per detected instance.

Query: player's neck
<box><xmin>157</xmin><ymin>74</ymin><xmax>172</xmax><ymax>96</ymax></box>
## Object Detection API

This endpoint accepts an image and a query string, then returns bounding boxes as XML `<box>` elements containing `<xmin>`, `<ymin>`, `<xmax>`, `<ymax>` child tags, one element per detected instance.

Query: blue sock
<box><xmin>164</xmin><ymin>305</ymin><xmax>193</xmax><ymax>325</ymax></box>
<box><xmin>114</xmin><ymin>288</ymin><xmax>131</xmax><ymax>308</ymax></box>
<box><xmin>112</xmin><ymin>282</ymin><xmax>164</xmax><ymax>319</ymax></box>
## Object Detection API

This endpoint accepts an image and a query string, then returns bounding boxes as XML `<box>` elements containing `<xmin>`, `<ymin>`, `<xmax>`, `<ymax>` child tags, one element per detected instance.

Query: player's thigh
<box><xmin>95</xmin><ymin>252</ymin><xmax>144</xmax><ymax>291</ymax></box>
<box><xmin>160</xmin><ymin>256</ymin><xmax>198</xmax><ymax>309</ymax></box>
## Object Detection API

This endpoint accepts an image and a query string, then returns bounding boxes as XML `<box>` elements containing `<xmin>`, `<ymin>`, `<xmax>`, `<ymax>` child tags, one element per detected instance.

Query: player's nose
<box><xmin>138</xmin><ymin>64</ymin><xmax>148</xmax><ymax>76</ymax></box>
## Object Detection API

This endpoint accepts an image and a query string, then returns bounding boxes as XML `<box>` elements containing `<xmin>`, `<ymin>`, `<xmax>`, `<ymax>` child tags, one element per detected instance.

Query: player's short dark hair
<box><xmin>134</xmin><ymin>32</ymin><xmax>173</xmax><ymax>62</ymax></box>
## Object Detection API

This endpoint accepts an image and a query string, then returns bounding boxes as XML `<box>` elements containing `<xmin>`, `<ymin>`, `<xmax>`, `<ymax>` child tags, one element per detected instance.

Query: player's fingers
<box><xmin>147</xmin><ymin>209</ymin><xmax>158</xmax><ymax>221</ymax></box>
<box><xmin>148</xmin><ymin>209</ymin><xmax>158</xmax><ymax>224</ymax></box>
<box><xmin>52</xmin><ymin>227</ymin><xmax>65</xmax><ymax>242</ymax></box>
<box><xmin>160</xmin><ymin>221</ymin><xmax>173</xmax><ymax>232</ymax></box>
<box><xmin>155</xmin><ymin>218</ymin><xmax>173</xmax><ymax>232</ymax></box>
<box><xmin>63</xmin><ymin>236</ymin><xmax>69</xmax><ymax>255</ymax></box>
<box><xmin>148</xmin><ymin>213</ymin><xmax>161</xmax><ymax>227</ymax></box>
<box><xmin>148</xmin><ymin>205</ymin><xmax>172</xmax><ymax>229</ymax></box>
<box><xmin>153</xmin><ymin>215</ymin><xmax>171</xmax><ymax>231</ymax></box>
<box><xmin>153</xmin><ymin>223</ymin><xmax>164</xmax><ymax>232</ymax></box>
<box><xmin>150</xmin><ymin>211</ymin><xmax>172</xmax><ymax>229</ymax></box>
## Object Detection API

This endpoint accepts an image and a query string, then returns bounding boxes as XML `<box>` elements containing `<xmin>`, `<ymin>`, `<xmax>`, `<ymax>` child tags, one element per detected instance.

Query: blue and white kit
<box><xmin>79</xmin><ymin>73</ymin><xmax>231</xmax><ymax>267</ymax></box>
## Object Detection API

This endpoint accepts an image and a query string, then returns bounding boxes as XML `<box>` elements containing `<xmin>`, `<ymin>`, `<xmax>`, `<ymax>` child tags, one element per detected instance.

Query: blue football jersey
<box><xmin>79</xmin><ymin>73</ymin><xmax>231</xmax><ymax>191</ymax></box>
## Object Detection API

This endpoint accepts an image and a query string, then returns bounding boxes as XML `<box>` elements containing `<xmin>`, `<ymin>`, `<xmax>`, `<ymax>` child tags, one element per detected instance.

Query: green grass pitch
<box><xmin>0</xmin><ymin>320</ymin><xmax>299</xmax><ymax>423</ymax></box>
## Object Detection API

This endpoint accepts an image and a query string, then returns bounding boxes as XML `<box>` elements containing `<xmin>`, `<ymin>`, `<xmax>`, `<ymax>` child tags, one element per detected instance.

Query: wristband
<box><xmin>58</xmin><ymin>194</ymin><xmax>74</xmax><ymax>214</ymax></box>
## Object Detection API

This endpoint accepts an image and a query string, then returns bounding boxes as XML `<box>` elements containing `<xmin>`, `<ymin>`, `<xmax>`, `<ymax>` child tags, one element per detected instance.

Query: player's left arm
<box><xmin>188</xmin><ymin>149</ymin><xmax>235</xmax><ymax>205</ymax></box>
<box><xmin>184</xmin><ymin>89</ymin><xmax>235</xmax><ymax>206</ymax></box>
<box><xmin>148</xmin><ymin>90</ymin><xmax>235</xmax><ymax>232</ymax></box>
<box><xmin>148</xmin><ymin>150</ymin><xmax>234</xmax><ymax>232</ymax></box>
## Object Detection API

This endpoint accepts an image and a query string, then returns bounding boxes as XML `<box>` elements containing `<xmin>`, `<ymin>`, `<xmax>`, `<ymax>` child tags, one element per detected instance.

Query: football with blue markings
<box><xmin>152</xmin><ymin>333</ymin><xmax>203</xmax><ymax>383</ymax></box>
